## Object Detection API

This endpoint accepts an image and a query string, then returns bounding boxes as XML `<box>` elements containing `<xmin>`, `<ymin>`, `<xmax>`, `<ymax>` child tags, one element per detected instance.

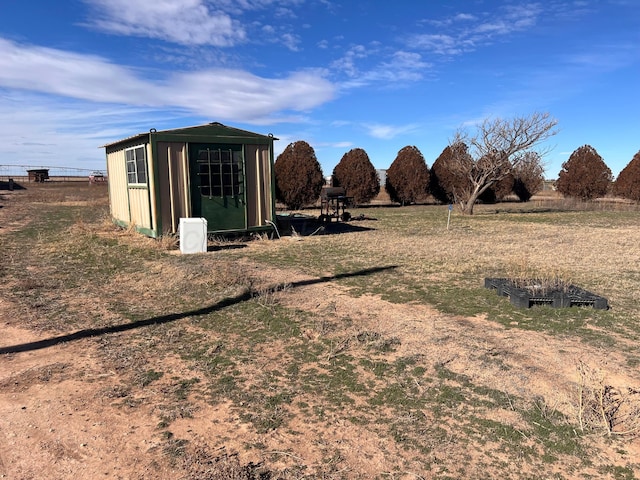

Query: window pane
<box><xmin>126</xmin><ymin>146</ymin><xmax>147</xmax><ymax>184</ymax></box>
<box><xmin>136</xmin><ymin>147</ymin><xmax>145</xmax><ymax>183</ymax></box>
<box><xmin>136</xmin><ymin>157</ymin><xmax>147</xmax><ymax>183</ymax></box>
<box><xmin>201</xmin><ymin>166</ymin><xmax>211</xmax><ymax>196</ymax></box>
<box><xmin>197</xmin><ymin>150</ymin><xmax>212</xmax><ymax>197</ymax></box>
<box><xmin>195</xmin><ymin>146</ymin><xmax>243</xmax><ymax>197</ymax></box>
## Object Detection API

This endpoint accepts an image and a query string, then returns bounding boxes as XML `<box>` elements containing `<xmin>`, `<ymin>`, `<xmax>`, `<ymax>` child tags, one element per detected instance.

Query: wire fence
<box><xmin>0</xmin><ymin>164</ymin><xmax>105</xmax><ymax>182</ymax></box>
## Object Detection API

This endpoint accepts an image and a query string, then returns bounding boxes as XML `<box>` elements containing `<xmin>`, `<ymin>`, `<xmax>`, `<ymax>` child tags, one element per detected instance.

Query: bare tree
<box><xmin>447</xmin><ymin>112</ymin><xmax>558</xmax><ymax>214</ymax></box>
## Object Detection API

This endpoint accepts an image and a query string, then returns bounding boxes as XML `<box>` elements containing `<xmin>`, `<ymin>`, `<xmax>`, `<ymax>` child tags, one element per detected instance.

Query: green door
<box><xmin>190</xmin><ymin>144</ymin><xmax>246</xmax><ymax>231</ymax></box>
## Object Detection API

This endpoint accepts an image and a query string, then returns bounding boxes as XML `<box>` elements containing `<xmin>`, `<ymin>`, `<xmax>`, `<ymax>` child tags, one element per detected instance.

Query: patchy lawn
<box><xmin>1</xmin><ymin>182</ymin><xmax>639</xmax><ymax>479</ymax></box>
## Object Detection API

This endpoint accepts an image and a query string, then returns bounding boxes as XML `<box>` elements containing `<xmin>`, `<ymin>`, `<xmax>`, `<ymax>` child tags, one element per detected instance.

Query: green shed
<box><xmin>103</xmin><ymin>122</ymin><xmax>277</xmax><ymax>238</ymax></box>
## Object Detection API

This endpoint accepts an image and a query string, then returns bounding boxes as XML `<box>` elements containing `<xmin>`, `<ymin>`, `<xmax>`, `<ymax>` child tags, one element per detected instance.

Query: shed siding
<box><xmin>245</xmin><ymin>144</ymin><xmax>273</xmax><ymax>227</ymax></box>
<box><xmin>106</xmin><ymin>148</ymin><xmax>131</xmax><ymax>224</ymax></box>
<box><xmin>104</xmin><ymin>123</ymin><xmax>276</xmax><ymax>238</ymax></box>
<box><xmin>157</xmin><ymin>142</ymin><xmax>189</xmax><ymax>234</ymax></box>
<box><xmin>106</xmin><ymin>143</ymin><xmax>154</xmax><ymax>235</ymax></box>
<box><xmin>145</xmin><ymin>143</ymin><xmax>158</xmax><ymax>235</ymax></box>
<box><xmin>128</xmin><ymin>187</ymin><xmax>152</xmax><ymax>230</ymax></box>
<box><xmin>260</xmin><ymin>146</ymin><xmax>274</xmax><ymax>223</ymax></box>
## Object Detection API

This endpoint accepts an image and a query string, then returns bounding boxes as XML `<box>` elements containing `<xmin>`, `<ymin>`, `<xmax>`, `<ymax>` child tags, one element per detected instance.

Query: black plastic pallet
<box><xmin>484</xmin><ymin>277</ymin><xmax>608</xmax><ymax>309</ymax></box>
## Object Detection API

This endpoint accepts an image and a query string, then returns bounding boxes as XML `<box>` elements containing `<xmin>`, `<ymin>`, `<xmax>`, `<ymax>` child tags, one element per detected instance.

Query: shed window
<box><xmin>197</xmin><ymin>148</ymin><xmax>244</xmax><ymax>198</ymax></box>
<box><xmin>126</xmin><ymin>146</ymin><xmax>147</xmax><ymax>185</ymax></box>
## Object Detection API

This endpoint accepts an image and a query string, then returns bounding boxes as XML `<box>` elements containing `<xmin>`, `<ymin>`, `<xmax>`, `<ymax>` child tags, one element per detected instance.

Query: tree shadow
<box><xmin>278</xmin><ymin>214</ymin><xmax>376</xmax><ymax>236</ymax></box>
<box><xmin>208</xmin><ymin>244</ymin><xmax>247</xmax><ymax>252</ymax></box>
<box><xmin>0</xmin><ymin>265</ymin><xmax>397</xmax><ymax>354</ymax></box>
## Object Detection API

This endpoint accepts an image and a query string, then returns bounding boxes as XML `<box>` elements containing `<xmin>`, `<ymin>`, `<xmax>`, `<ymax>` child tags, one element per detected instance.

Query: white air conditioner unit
<box><xmin>179</xmin><ymin>218</ymin><xmax>207</xmax><ymax>254</ymax></box>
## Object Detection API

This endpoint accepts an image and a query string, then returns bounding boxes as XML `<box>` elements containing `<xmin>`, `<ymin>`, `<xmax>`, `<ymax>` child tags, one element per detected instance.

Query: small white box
<box><xmin>179</xmin><ymin>218</ymin><xmax>207</xmax><ymax>254</ymax></box>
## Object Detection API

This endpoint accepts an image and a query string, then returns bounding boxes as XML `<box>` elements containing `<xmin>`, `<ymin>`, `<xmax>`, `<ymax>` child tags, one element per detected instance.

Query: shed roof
<box><xmin>102</xmin><ymin>122</ymin><xmax>278</xmax><ymax>148</ymax></box>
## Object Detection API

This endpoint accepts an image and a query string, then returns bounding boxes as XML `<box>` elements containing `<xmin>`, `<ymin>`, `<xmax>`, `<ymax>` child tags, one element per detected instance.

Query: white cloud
<box><xmin>364</xmin><ymin>123</ymin><xmax>418</xmax><ymax>140</ymax></box>
<box><xmin>409</xmin><ymin>3</ymin><xmax>543</xmax><ymax>56</ymax></box>
<box><xmin>83</xmin><ymin>0</ymin><xmax>245</xmax><ymax>46</ymax></box>
<box><xmin>168</xmin><ymin>68</ymin><xmax>335</xmax><ymax>120</ymax></box>
<box><xmin>332</xmin><ymin>46</ymin><xmax>430</xmax><ymax>89</ymax></box>
<box><xmin>0</xmin><ymin>91</ymin><xmax>163</xmax><ymax>170</ymax></box>
<box><xmin>330</xmin><ymin>45</ymin><xmax>370</xmax><ymax>79</ymax></box>
<box><xmin>316</xmin><ymin>140</ymin><xmax>353</xmax><ymax>148</ymax></box>
<box><xmin>454</xmin><ymin>13</ymin><xmax>476</xmax><ymax>21</ymax></box>
<box><xmin>408</xmin><ymin>34</ymin><xmax>463</xmax><ymax>55</ymax></box>
<box><xmin>281</xmin><ymin>33</ymin><xmax>301</xmax><ymax>51</ymax></box>
<box><xmin>0</xmin><ymin>35</ymin><xmax>337</xmax><ymax>169</ymax></box>
<box><xmin>0</xmin><ymin>39</ymin><xmax>161</xmax><ymax>104</ymax></box>
<box><xmin>0</xmin><ymin>38</ymin><xmax>336</xmax><ymax>124</ymax></box>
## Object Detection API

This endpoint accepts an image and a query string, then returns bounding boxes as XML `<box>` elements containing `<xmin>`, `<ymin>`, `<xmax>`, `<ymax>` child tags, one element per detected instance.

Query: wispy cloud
<box><xmin>331</xmin><ymin>44</ymin><xmax>373</xmax><ymax>78</ymax></box>
<box><xmin>316</xmin><ymin>140</ymin><xmax>353</xmax><ymax>149</ymax></box>
<box><xmin>409</xmin><ymin>3</ymin><xmax>543</xmax><ymax>56</ymax></box>
<box><xmin>364</xmin><ymin>123</ymin><xmax>419</xmax><ymax>140</ymax></box>
<box><xmin>0</xmin><ymin>38</ymin><xmax>336</xmax><ymax>124</ymax></box>
<box><xmin>473</xmin><ymin>3</ymin><xmax>541</xmax><ymax>35</ymax></box>
<box><xmin>280</xmin><ymin>33</ymin><xmax>301</xmax><ymax>51</ymax></box>
<box><xmin>332</xmin><ymin>45</ymin><xmax>431</xmax><ymax>89</ymax></box>
<box><xmin>83</xmin><ymin>0</ymin><xmax>246</xmax><ymax>46</ymax></box>
<box><xmin>0</xmin><ymin>39</ymin><xmax>160</xmax><ymax>104</ymax></box>
<box><xmin>331</xmin><ymin>4</ymin><xmax>543</xmax><ymax>89</ymax></box>
<box><xmin>0</xmin><ymin>91</ymin><xmax>164</xmax><ymax>169</ymax></box>
<box><xmin>167</xmin><ymin>67</ymin><xmax>335</xmax><ymax>121</ymax></box>
<box><xmin>82</xmin><ymin>0</ymin><xmax>311</xmax><ymax>51</ymax></box>
<box><xmin>408</xmin><ymin>34</ymin><xmax>465</xmax><ymax>56</ymax></box>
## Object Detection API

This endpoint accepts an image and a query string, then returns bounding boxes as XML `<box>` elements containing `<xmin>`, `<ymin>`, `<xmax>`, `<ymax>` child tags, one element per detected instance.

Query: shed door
<box><xmin>189</xmin><ymin>144</ymin><xmax>246</xmax><ymax>231</ymax></box>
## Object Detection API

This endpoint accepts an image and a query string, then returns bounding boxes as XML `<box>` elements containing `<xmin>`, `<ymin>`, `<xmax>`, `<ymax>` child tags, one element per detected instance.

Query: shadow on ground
<box><xmin>0</xmin><ymin>266</ymin><xmax>397</xmax><ymax>354</ymax></box>
<box><xmin>277</xmin><ymin>214</ymin><xmax>376</xmax><ymax>236</ymax></box>
<box><xmin>0</xmin><ymin>180</ymin><xmax>26</xmax><ymax>191</ymax></box>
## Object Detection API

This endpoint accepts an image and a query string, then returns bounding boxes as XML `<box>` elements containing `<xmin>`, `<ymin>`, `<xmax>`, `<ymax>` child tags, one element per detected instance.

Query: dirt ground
<box><xmin>1</xmin><ymin>184</ymin><xmax>639</xmax><ymax>479</ymax></box>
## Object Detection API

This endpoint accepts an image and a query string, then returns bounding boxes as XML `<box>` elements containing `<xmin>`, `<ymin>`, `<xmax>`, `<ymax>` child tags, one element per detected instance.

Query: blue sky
<box><xmin>0</xmin><ymin>0</ymin><xmax>638</xmax><ymax>178</ymax></box>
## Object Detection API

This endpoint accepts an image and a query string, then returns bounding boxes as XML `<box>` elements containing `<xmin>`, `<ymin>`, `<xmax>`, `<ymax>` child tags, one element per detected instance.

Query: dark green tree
<box><xmin>385</xmin><ymin>146</ymin><xmax>430</xmax><ymax>205</ymax></box>
<box><xmin>332</xmin><ymin>148</ymin><xmax>380</xmax><ymax>205</ymax></box>
<box><xmin>613</xmin><ymin>150</ymin><xmax>640</xmax><ymax>202</ymax></box>
<box><xmin>556</xmin><ymin>145</ymin><xmax>612</xmax><ymax>200</ymax></box>
<box><xmin>274</xmin><ymin>140</ymin><xmax>324</xmax><ymax>210</ymax></box>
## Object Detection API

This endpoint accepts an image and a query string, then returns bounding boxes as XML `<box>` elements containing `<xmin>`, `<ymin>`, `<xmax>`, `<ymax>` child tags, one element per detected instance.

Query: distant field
<box><xmin>1</xmin><ymin>182</ymin><xmax>638</xmax><ymax>479</ymax></box>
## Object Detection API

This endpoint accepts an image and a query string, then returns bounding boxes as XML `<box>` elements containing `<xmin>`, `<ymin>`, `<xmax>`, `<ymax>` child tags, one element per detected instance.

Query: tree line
<box><xmin>274</xmin><ymin>112</ymin><xmax>640</xmax><ymax>214</ymax></box>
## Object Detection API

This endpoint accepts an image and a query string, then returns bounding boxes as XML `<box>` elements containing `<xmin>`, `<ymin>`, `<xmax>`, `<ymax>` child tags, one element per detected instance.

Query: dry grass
<box><xmin>577</xmin><ymin>361</ymin><xmax>640</xmax><ymax>437</ymax></box>
<box><xmin>2</xmin><ymin>183</ymin><xmax>639</xmax><ymax>480</ymax></box>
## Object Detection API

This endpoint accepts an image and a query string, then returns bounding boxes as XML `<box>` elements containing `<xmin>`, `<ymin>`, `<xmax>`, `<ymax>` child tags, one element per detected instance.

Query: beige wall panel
<box><xmin>128</xmin><ymin>188</ymin><xmax>152</xmax><ymax>229</ymax></box>
<box><xmin>106</xmin><ymin>149</ymin><xmax>130</xmax><ymax>224</ymax></box>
